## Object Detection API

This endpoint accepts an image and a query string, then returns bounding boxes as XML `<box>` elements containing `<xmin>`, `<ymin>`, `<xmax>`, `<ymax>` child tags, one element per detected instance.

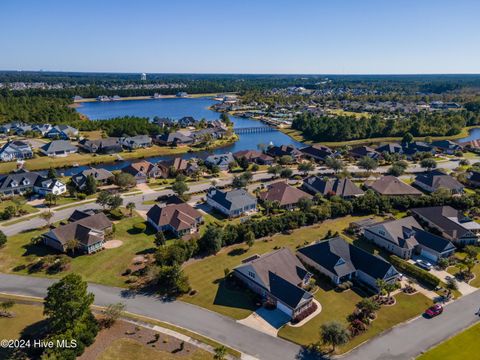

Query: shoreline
<box><xmin>0</xmin><ymin>135</ymin><xmax>239</xmax><ymax>174</ymax></box>
<box><xmin>73</xmin><ymin>92</ymin><xmax>235</xmax><ymax>104</ymax></box>
<box><xmin>278</xmin><ymin>125</ymin><xmax>480</xmax><ymax>147</ymax></box>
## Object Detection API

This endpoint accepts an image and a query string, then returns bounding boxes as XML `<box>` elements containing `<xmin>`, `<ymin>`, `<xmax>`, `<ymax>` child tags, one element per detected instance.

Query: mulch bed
<box><xmin>78</xmin><ymin>320</ymin><xmax>200</xmax><ymax>360</ymax></box>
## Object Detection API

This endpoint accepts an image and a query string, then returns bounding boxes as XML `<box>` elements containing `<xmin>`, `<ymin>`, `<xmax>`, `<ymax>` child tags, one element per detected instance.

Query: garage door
<box><xmin>276</xmin><ymin>301</ymin><xmax>293</xmax><ymax>317</ymax></box>
<box><xmin>421</xmin><ymin>249</ymin><xmax>438</xmax><ymax>262</ymax></box>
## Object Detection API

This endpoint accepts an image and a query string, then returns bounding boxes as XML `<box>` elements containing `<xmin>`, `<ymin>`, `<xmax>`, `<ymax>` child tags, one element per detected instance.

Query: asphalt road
<box><xmin>0</xmin><ymin>274</ymin><xmax>479</xmax><ymax>360</ymax></box>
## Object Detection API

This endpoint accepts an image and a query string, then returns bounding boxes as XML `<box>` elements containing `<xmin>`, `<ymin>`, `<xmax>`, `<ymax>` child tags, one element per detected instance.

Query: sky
<box><xmin>1</xmin><ymin>0</ymin><xmax>479</xmax><ymax>74</ymax></box>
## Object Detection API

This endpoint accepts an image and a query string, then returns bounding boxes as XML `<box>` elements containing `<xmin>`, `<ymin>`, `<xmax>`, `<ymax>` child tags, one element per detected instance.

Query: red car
<box><xmin>425</xmin><ymin>304</ymin><xmax>443</xmax><ymax>317</ymax></box>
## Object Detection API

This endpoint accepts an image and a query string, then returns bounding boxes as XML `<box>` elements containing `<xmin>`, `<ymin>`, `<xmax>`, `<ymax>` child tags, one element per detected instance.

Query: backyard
<box><xmin>0</xmin><ymin>215</ymin><xmax>157</xmax><ymax>287</ymax></box>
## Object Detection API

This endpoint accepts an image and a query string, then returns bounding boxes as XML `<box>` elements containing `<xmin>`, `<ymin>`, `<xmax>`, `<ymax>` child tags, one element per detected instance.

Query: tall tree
<box><xmin>320</xmin><ymin>321</ymin><xmax>350</xmax><ymax>352</ymax></box>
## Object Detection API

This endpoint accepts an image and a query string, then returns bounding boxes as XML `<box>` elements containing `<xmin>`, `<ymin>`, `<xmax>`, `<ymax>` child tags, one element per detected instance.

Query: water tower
<box><xmin>141</xmin><ymin>73</ymin><xmax>147</xmax><ymax>81</ymax></box>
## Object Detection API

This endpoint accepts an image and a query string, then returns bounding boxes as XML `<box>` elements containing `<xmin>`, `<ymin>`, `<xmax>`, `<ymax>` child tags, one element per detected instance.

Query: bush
<box><xmin>132</xmin><ymin>222</ymin><xmax>147</xmax><ymax>233</ymax></box>
<box><xmin>337</xmin><ymin>281</ymin><xmax>353</xmax><ymax>291</ymax></box>
<box><xmin>389</xmin><ymin>255</ymin><xmax>441</xmax><ymax>288</ymax></box>
<box><xmin>291</xmin><ymin>302</ymin><xmax>318</xmax><ymax>324</ymax></box>
<box><xmin>109</xmin><ymin>208</ymin><xmax>124</xmax><ymax>220</ymax></box>
<box><xmin>77</xmin><ymin>193</ymin><xmax>87</xmax><ymax>200</ymax></box>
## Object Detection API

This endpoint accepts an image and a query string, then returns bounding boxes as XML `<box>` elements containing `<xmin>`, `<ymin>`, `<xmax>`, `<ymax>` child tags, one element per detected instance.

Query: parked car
<box><xmin>425</xmin><ymin>304</ymin><xmax>443</xmax><ymax>318</ymax></box>
<box><xmin>415</xmin><ymin>259</ymin><xmax>433</xmax><ymax>271</ymax></box>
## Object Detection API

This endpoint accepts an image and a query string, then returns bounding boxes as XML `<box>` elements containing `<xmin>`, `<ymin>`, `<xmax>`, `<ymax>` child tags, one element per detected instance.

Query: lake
<box><xmin>67</xmin><ymin>97</ymin><xmax>304</xmax><ymax>175</ymax></box>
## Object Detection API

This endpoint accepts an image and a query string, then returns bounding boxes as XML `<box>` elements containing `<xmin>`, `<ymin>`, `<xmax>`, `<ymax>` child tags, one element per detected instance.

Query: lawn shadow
<box><xmin>212</xmin><ymin>278</ymin><xmax>258</xmax><ymax>312</ymax></box>
<box><xmin>135</xmin><ymin>247</ymin><xmax>157</xmax><ymax>255</ymax></box>
<box><xmin>295</xmin><ymin>345</ymin><xmax>329</xmax><ymax>360</ymax></box>
<box><xmin>21</xmin><ymin>242</ymin><xmax>57</xmax><ymax>258</ymax></box>
<box><xmin>227</xmin><ymin>248</ymin><xmax>246</xmax><ymax>257</ymax></box>
<box><xmin>17</xmin><ymin>318</ymin><xmax>50</xmax><ymax>360</ymax></box>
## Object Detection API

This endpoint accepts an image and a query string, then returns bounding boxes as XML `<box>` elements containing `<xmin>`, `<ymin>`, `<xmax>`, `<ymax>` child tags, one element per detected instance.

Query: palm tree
<box><xmin>375</xmin><ymin>279</ymin><xmax>387</xmax><ymax>298</ymax></box>
<box><xmin>126</xmin><ymin>202</ymin><xmax>136</xmax><ymax>217</ymax></box>
<box><xmin>41</xmin><ymin>211</ymin><xmax>53</xmax><ymax>227</ymax></box>
<box><xmin>320</xmin><ymin>321</ymin><xmax>350</xmax><ymax>352</ymax></box>
<box><xmin>65</xmin><ymin>238</ymin><xmax>80</xmax><ymax>256</ymax></box>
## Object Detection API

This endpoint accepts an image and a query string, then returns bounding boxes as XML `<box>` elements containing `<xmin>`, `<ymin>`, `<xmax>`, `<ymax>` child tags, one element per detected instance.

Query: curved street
<box><xmin>0</xmin><ymin>274</ymin><xmax>479</xmax><ymax>360</ymax></box>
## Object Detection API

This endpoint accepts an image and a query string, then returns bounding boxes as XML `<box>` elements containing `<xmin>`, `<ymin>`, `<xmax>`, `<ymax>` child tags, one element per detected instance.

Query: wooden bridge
<box><xmin>233</xmin><ymin>126</ymin><xmax>276</xmax><ymax>134</ymax></box>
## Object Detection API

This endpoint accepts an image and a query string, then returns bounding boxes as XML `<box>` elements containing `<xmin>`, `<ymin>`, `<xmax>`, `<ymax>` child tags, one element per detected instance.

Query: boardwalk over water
<box><xmin>234</xmin><ymin>126</ymin><xmax>276</xmax><ymax>134</ymax></box>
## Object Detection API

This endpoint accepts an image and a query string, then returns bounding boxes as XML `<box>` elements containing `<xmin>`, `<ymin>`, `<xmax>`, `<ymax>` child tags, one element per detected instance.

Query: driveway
<box><xmin>429</xmin><ymin>267</ymin><xmax>478</xmax><ymax>296</ymax></box>
<box><xmin>237</xmin><ymin>308</ymin><xmax>290</xmax><ymax>337</ymax></box>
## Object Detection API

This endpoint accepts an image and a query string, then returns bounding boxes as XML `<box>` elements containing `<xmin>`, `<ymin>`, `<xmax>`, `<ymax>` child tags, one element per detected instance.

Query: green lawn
<box><xmin>0</xmin><ymin>215</ymin><xmax>157</xmax><ymax>287</ymax></box>
<box><xmin>182</xmin><ymin>215</ymin><xmax>372</xmax><ymax>319</ymax></box>
<box><xmin>279</xmin><ymin>291</ymin><xmax>431</xmax><ymax>353</ymax></box>
<box><xmin>98</xmin><ymin>338</ymin><xmax>213</xmax><ymax>360</ymax></box>
<box><xmin>417</xmin><ymin>323</ymin><xmax>480</xmax><ymax>360</ymax></box>
<box><xmin>0</xmin><ymin>198</ymin><xmax>39</xmax><ymax>221</ymax></box>
<box><xmin>0</xmin><ymin>302</ymin><xmax>46</xmax><ymax>359</ymax></box>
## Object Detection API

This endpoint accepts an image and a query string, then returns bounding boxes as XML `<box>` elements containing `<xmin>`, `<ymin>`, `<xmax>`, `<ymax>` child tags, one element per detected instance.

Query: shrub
<box><xmin>77</xmin><ymin>193</ymin><xmax>87</xmax><ymax>200</ymax></box>
<box><xmin>389</xmin><ymin>255</ymin><xmax>441</xmax><ymax>288</ymax></box>
<box><xmin>291</xmin><ymin>302</ymin><xmax>318</xmax><ymax>324</ymax></box>
<box><xmin>109</xmin><ymin>208</ymin><xmax>124</xmax><ymax>220</ymax></box>
<box><xmin>132</xmin><ymin>222</ymin><xmax>146</xmax><ymax>233</ymax></box>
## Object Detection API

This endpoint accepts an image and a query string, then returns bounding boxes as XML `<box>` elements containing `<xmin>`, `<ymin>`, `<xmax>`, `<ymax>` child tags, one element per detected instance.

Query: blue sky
<box><xmin>1</xmin><ymin>0</ymin><xmax>479</xmax><ymax>74</ymax></box>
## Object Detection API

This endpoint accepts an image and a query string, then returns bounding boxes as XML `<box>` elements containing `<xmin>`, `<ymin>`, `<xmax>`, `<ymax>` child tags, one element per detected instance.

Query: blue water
<box><xmin>458</xmin><ymin>127</ymin><xmax>480</xmax><ymax>143</ymax></box>
<box><xmin>61</xmin><ymin>97</ymin><xmax>303</xmax><ymax>176</ymax></box>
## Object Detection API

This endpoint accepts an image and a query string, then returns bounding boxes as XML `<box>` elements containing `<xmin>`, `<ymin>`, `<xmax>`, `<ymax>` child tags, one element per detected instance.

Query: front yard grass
<box><xmin>0</xmin><ymin>215</ymin><xmax>156</xmax><ymax>287</ymax></box>
<box><xmin>417</xmin><ymin>322</ymin><xmax>480</xmax><ymax>360</ymax></box>
<box><xmin>278</xmin><ymin>290</ymin><xmax>431</xmax><ymax>353</ymax></box>
<box><xmin>181</xmin><ymin>215</ymin><xmax>373</xmax><ymax>319</ymax></box>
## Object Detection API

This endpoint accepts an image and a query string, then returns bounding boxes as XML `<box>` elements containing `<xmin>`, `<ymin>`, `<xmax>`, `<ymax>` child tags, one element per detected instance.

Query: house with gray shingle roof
<box><xmin>40</xmin><ymin>140</ymin><xmax>78</xmax><ymax>157</ymax></box>
<box><xmin>42</xmin><ymin>212</ymin><xmax>113</xmax><ymax>254</ymax></box>
<box><xmin>302</xmin><ymin>176</ymin><xmax>364</xmax><ymax>199</ymax></box>
<box><xmin>412</xmin><ymin>206</ymin><xmax>480</xmax><ymax>245</ymax></box>
<box><xmin>0</xmin><ymin>169</ymin><xmax>66</xmax><ymax>197</ymax></box>
<box><xmin>365</xmin><ymin>176</ymin><xmax>423</xmax><ymax>196</ymax></box>
<box><xmin>71</xmin><ymin>167</ymin><xmax>114</xmax><ymax>190</ymax></box>
<box><xmin>364</xmin><ymin>216</ymin><xmax>455</xmax><ymax>261</ymax></box>
<box><xmin>413</xmin><ymin>170</ymin><xmax>464</xmax><ymax>194</ymax></box>
<box><xmin>121</xmin><ymin>135</ymin><xmax>152</xmax><ymax>150</ymax></box>
<box><xmin>46</xmin><ymin>125</ymin><xmax>79</xmax><ymax>140</ymax></box>
<box><xmin>0</xmin><ymin>141</ymin><xmax>33</xmax><ymax>162</ymax></box>
<box><xmin>297</xmin><ymin>236</ymin><xmax>400</xmax><ymax>291</ymax></box>
<box><xmin>206</xmin><ymin>187</ymin><xmax>257</xmax><ymax>217</ymax></box>
<box><xmin>78</xmin><ymin>137</ymin><xmax>123</xmax><ymax>154</ymax></box>
<box><xmin>233</xmin><ymin>248</ymin><xmax>314</xmax><ymax>319</ymax></box>
<box><xmin>205</xmin><ymin>152</ymin><xmax>235</xmax><ymax>171</ymax></box>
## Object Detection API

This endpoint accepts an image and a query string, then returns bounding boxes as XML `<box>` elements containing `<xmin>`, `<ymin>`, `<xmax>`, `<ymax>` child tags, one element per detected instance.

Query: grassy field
<box><xmin>98</xmin><ymin>338</ymin><xmax>213</xmax><ymax>360</ymax></box>
<box><xmin>417</xmin><ymin>323</ymin><xmax>480</xmax><ymax>360</ymax></box>
<box><xmin>280</xmin><ymin>126</ymin><xmax>480</xmax><ymax>148</ymax></box>
<box><xmin>181</xmin><ymin>215</ymin><xmax>372</xmax><ymax>319</ymax></box>
<box><xmin>279</xmin><ymin>291</ymin><xmax>431</xmax><ymax>353</ymax></box>
<box><xmin>327</xmin><ymin>109</ymin><xmax>372</xmax><ymax>119</ymax></box>
<box><xmin>0</xmin><ymin>199</ymin><xmax>39</xmax><ymax>215</ymax></box>
<box><xmin>0</xmin><ymin>215</ymin><xmax>156</xmax><ymax>287</ymax></box>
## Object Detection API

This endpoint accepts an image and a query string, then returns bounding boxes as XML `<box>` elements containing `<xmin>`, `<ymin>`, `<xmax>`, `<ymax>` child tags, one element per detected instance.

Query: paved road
<box><xmin>344</xmin><ymin>288</ymin><xmax>480</xmax><ymax>360</ymax></box>
<box><xmin>0</xmin><ymin>274</ymin><xmax>305</xmax><ymax>360</ymax></box>
<box><xmin>1</xmin><ymin>274</ymin><xmax>479</xmax><ymax>359</ymax></box>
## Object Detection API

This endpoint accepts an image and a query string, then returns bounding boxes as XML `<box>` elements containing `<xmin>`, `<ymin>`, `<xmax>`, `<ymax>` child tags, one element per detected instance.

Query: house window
<box><xmin>248</xmin><ymin>271</ymin><xmax>255</xmax><ymax>278</ymax></box>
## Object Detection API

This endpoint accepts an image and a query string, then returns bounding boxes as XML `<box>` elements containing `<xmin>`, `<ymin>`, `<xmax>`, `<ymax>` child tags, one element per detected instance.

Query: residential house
<box><xmin>178</xmin><ymin>116</ymin><xmax>197</xmax><ymax>127</ymax></box>
<box><xmin>302</xmin><ymin>176</ymin><xmax>364</xmax><ymax>199</ymax></box>
<box><xmin>349</xmin><ymin>146</ymin><xmax>380</xmax><ymax>159</ymax></box>
<box><xmin>10</xmin><ymin>123</ymin><xmax>33</xmax><ymax>136</ymax></box>
<box><xmin>365</xmin><ymin>176</ymin><xmax>423</xmax><ymax>196</ymax></box>
<box><xmin>258</xmin><ymin>181</ymin><xmax>312</xmax><ymax>210</ymax></box>
<box><xmin>121</xmin><ymin>135</ymin><xmax>152</xmax><ymax>150</ymax></box>
<box><xmin>364</xmin><ymin>216</ymin><xmax>456</xmax><ymax>261</ymax></box>
<box><xmin>299</xmin><ymin>144</ymin><xmax>334</xmax><ymax>162</ymax></box>
<box><xmin>267</xmin><ymin>145</ymin><xmax>303</xmax><ymax>160</ymax></box>
<box><xmin>153</xmin><ymin>132</ymin><xmax>194</xmax><ymax>146</ymax></box>
<box><xmin>122</xmin><ymin>160</ymin><xmax>163</xmax><ymax>183</ymax></box>
<box><xmin>206</xmin><ymin>187</ymin><xmax>257</xmax><ymax>217</ymax></box>
<box><xmin>71</xmin><ymin>167</ymin><xmax>114</xmax><ymax>190</ymax></box>
<box><xmin>413</xmin><ymin>170</ymin><xmax>464</xmax><ymax>194</ymax></box>
<box><xmin>0</xmin><ymin>169</ymin><xmax>66</xmax><ymax>197</ymax></box>
<box><xmin>467</xmin><ymin>171</ymin><xmax>480</xmax><ymax>187</ymax></box>
<box><xmin>78</xmin><ymin>138</ymin><xmax>123</xmax><ymax>154</ymax></box>
<box><xmin>191</xmin><ymin>127</ymin><xmax>227</xmax><ymax>142</ymax></box>
<box><xmin>430</xmin><ymin>140</ymin><xmax>463</xmax><ymax>155</ymax></box>
<box><xmin>42</xmin><ymin>212</ymin><xmax>113</xmax><ymax>254</ymax></box>
<box><xmin>40</xmin><ymin>140</ymin><xmax>78</xmax><ymax>157</ymax></box>
<box><xmin>46</xmin><ymin>125</ymin><xmax>79</xmax><ymax>140</ymax></box>
<box><xmin>31</xmin><ymin>124</ymin><xmax>52</xmax><ymax>136</ymax></box>
<box><xmin>412</xmin><ymin>206</ymin><xmax>480</xmax><ymax>245</ymax></box>
<box><xmin>205</xmin><ymin>152</ymin><xmax>235</xmax><ymax>171</ymax></box>
<box><xmin>157</xmin><ymin>157</ymin><xmax>199</xmax><ymax>178</ymax></box>
<box><xmin>146</xmin><ymin>202</ymin><xmax>203</xmax><ymax>237</ymax></box>
<box><xmin>233</xmin><ymin>150</ymin><xmax>274</xmax><ymax>165</ymax></box>
<box><xmin>459</xmin><ymin>140</ymin><xmax>480</xmax><ymax>152</ymax></box>
<box><xmin>233</xmin><ymin>248</ymin><xmax>314</xmax><ymax>318</ymax></box>
<box><xmin>401</xmin><ymin>141</ymin><xmax>435</xmax><ymax>158</ymax></box>
<box><xmin>376</xmin><ymin>143</ymin><xmax>403</xmax><ymax>155</ymax></box>
<box><xmin>0</xmin><ymin>141</ymin><xmax>34</xmax><ymax>162</ymax></box>
<box><xmin>297</xmin><ymin>236</ymin><xmax>400</xmax><ymax>291</ymax></box>
<box><xmin>153</xmin><ymin>117</ymin><xmax>175</xmax><ymax>128</ymax></box>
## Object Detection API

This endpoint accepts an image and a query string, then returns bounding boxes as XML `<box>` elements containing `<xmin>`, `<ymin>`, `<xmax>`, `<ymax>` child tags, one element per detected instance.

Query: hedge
<box><xmin>389</xmin><ymin>255</ymin><xmax>441</xmax><ymax>288</ymax></box>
